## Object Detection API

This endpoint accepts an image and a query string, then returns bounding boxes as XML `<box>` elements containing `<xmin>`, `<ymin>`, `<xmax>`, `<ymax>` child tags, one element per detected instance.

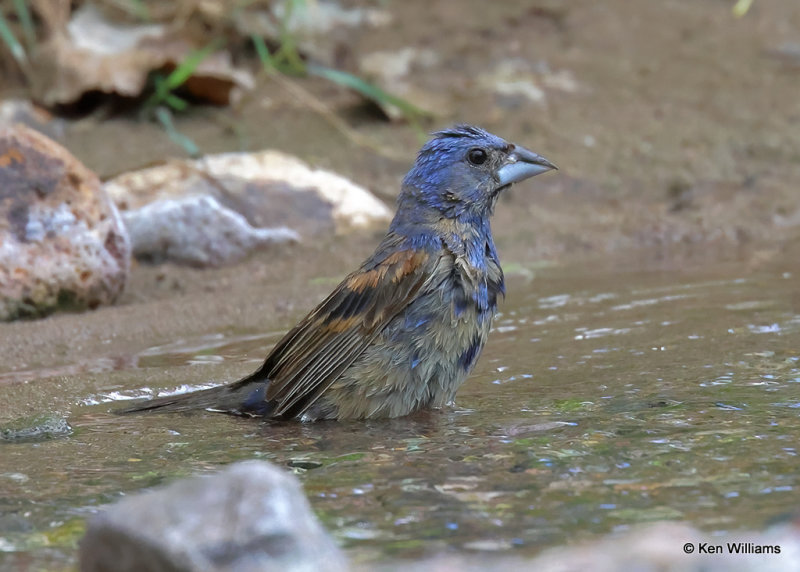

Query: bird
<box><xmin>120</xmin><ymin>125</ymin><xmax>557</xmax><ymax>421</ymax></box>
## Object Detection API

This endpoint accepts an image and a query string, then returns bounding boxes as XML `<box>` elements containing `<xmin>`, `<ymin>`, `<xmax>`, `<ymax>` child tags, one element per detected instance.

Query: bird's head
<box><xmin>399</xmin><ymin>124</ymin><xmax>557</xmax><ymax>221</ymax></box>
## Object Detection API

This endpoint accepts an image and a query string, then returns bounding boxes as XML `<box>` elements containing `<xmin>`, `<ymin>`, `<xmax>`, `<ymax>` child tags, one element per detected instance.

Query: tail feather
<box><xmin>116</xmin><ymin>384</ymin><xmax>251</xmax><ymax>415</ymax></box>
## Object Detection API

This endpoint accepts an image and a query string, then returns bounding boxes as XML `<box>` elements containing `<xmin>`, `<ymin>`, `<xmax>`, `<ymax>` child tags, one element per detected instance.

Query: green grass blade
<box><xmin>12</xmin><ymin>0</ymin><xmax>35</xmax><ymax>50</ymax></box>
<box><xmin>251</xmin><ymin>34</ymin><xmax>275</xmax><ymax>72</ymax></box>
<box><xmin>274</xmin><ymin>0</ymin><xmax>307</xmax><ymax>74</ymax></box>
<box><xmin>152</xmin><ymin>74</ymin><xmax>169</xmax><ymax>100</ymax></box>
<box><xmin>145</xmin><ymin>39</ymin><xmax>224</xmax><ymax>111</ymax></box>
<box><xmin>307</xmin><ymin>64</ymin><xmax>430</xmax><ymax>119</ymax></box>
<box><xmin>0</xmin><ymin>12</ymin><xmax>26</xmax><ymax>65</ymax></box>
<box><xmin>165</xmin><ymin>93</ymin><xmax>188</xmax><ymax>111</ymax></box>
<box><xmin>164</xmin><ymin>40</ymin><xmax>223</xmax><ymax>92</ymax></box>
<box><xmin>155</xmin><ymin>107</ymin><xmax>200</xmax><ymax>158</ymax></box>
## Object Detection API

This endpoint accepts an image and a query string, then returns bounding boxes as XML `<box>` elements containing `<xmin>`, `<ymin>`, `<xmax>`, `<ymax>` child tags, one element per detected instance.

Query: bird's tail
<box><xmin>116</xmin><ymin>383</ymin><xmax>251</xmax><ymax>415</ymax></box>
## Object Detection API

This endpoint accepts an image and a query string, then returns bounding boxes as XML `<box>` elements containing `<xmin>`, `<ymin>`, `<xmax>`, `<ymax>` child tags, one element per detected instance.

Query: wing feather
<box><xmin>232</xmin><ymin>242</ymin><xmax>439</xmax><ymax>418</ymax></box>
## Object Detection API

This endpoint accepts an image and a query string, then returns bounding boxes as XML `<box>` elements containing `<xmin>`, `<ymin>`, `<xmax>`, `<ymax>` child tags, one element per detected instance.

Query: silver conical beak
<box><xmin>496</xmin><ymin>145</ymin><xmax>558</xmax><ymax>187</ymax></box>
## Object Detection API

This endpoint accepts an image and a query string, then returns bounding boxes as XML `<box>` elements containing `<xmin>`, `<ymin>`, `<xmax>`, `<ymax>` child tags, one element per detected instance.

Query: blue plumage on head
<box><xmin>400</xmin><ymin>125</ymin><xmax>510</xmax><ymax>220</ymax></box>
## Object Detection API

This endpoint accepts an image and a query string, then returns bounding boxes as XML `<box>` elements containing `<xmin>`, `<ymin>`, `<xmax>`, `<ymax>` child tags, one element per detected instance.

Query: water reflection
<box><xmin>2</xmin><ymin>261</ymin><xmax>799</xmax><ymax>568</ymax></box>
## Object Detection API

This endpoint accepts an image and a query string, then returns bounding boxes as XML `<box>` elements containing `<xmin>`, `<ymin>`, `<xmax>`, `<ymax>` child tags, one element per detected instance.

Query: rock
<box><xmin>0</xmin><ymin>125</ymin><xmax>130</xmax><ymax>321</ymax></box>
<box><xmin>0</xmin><ymin>414</ymin><xmax>73</xmax><ymax>442</ymax></box>
<box><xmin>79</xmin><ymin>460</ymin><xmax>347</xmax><ymax>572</ymax></box>
<box><xmin>104</xmin><ymin>150</ymin><xmax>392</xmax><ymax>266</ymax></box>
<box><xmin>123</xmin><ymin>195</ymin><xmax>299</xmax><ymax>267</ymax></box>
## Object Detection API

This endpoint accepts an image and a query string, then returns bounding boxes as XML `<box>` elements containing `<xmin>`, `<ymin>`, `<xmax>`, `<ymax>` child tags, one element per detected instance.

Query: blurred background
<box><xmin>1</xmin><ymin>0</ymin><xmax>797</xmax><ymax>218</ymax></box>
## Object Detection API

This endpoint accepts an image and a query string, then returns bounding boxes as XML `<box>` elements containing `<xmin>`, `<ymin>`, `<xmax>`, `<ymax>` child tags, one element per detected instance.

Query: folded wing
<box><xmin>232</xmin><ymin>237</ymin><xmax>440</xmax><ymax>418</ymax></box>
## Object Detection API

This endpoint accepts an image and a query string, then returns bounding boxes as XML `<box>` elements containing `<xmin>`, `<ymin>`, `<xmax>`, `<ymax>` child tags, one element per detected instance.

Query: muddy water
<box><xmin>1</xmin><ymin>259</ymin><xmax>799</xmax><ymax>570</ymax></box>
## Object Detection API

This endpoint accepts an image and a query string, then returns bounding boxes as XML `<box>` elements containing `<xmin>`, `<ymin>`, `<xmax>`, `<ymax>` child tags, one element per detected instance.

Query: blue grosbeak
<box><xmin>122</xmin><ymin>125</ymin><xmax>556</xmax><ymax>420</ymax></box>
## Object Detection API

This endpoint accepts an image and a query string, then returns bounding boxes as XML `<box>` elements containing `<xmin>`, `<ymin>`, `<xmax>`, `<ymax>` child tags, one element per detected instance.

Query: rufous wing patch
<box><xmin>346</xmin><ymin>249</ymin><xmax>429</xmax><ymax>292</ymax></box>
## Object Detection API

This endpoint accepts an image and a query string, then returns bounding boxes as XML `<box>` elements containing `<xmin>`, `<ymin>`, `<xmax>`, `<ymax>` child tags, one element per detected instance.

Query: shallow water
<box><xmin>1</xmin><ymin>258</ymin><xmax>799</xmax><ymax>569</ymax></box>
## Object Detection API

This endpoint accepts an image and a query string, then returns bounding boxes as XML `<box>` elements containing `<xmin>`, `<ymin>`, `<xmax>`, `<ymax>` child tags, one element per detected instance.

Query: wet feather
<box><xmin>119</xmin><ymin>125</ymin><xmax>556</xmax><ymax>420</ymax></box>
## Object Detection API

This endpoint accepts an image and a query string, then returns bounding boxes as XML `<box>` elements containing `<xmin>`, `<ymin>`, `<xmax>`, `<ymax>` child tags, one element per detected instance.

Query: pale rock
<box><xmin>123</xmin><ymin>195</ymin><xmax>299</xmax><ymax>267</ymax></box>
<box><xmin>105</xmin><ymin>150</ymin><xmax>391</xmax><ymax>266</ymax></box>
<box><xmin>79</xmin><ymin>460</ymin><xmax>347</xmax><ymax>572</ymax></box>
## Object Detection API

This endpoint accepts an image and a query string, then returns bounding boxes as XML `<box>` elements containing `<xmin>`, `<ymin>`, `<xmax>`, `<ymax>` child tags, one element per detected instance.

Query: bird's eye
<box><xmin>467</xmin><ymin>148</ymin><xmax>488</xmax><ymax>166</ymax></box>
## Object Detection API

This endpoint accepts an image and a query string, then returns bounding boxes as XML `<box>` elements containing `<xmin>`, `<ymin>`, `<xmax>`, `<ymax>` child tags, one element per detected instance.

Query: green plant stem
<box><xmin>12</xmin><ymin>0</ymin><xmax>35</xmax><ymax>50</ymax></box>
<box><xmin>0</xmin><ymin>11</ymin><xmax>25</xmax><ymax>65</ymax></box>
<box><xmin>155</xmin><ymin>107</ymin><xmax>201</xmax><ymax>158</ymax></box>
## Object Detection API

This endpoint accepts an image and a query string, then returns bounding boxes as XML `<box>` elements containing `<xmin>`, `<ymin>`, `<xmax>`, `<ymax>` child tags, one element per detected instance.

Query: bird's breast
<box><xmin>437</xmin><ymin>253</ymin><xmax>502</xmax><ymax>369</ymax></box>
